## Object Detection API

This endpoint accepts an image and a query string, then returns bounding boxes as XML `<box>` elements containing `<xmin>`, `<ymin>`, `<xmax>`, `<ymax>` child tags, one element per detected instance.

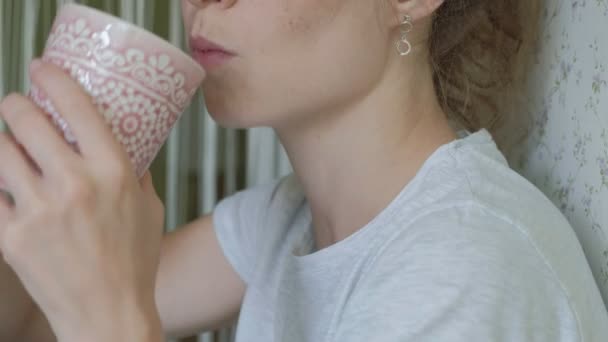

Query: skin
<box><xmin>182</xmin><ymin>0</ymin><xmax>456</xmax><ymax>248</ymax></box>
<box><xmin>0</xmin><ymin>0</ymin><xmax>458</xmax><ymax>340</ymax></box>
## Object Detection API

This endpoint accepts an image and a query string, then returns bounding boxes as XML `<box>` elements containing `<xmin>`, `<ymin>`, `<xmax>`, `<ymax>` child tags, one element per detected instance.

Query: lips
<box><xmin>190</xmin><ymin>36</ymin><xmax>235</xmax><ymax>69</ymax></box>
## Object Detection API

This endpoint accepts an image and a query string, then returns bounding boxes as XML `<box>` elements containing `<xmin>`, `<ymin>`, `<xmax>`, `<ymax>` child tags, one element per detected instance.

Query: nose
<box><xmin>187</xmin><ymin>0</ymin><xmax>236</xmax><ymax>8</ymax></box>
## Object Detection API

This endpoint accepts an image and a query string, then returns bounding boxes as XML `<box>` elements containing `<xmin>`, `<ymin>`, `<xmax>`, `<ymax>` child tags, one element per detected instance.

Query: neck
<box><xmin>275</xmin><ymin>58</ymin><xmax>458</xmax><ymax>251</ymax></box>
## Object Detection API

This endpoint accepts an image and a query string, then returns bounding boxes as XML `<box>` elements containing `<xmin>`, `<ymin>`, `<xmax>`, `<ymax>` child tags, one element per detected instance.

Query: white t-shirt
<box><xmin>212</xmin><ymin>128</ymin><xmax>608</xmax><ymax>342</ymax></box>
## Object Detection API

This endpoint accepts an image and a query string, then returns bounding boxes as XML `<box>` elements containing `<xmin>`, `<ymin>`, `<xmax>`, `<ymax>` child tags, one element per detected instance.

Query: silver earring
<box><xmin>396</xmin><ymin>15</ymin><xmax>413</xmax><ymax>56</ymax></box>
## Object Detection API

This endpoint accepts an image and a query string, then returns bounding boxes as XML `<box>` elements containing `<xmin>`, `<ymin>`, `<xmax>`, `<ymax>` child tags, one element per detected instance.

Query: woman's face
<box><xmin>181</xmin><ymin>0</ymin><xmax>393</xmax><ymax>129</ymax></box>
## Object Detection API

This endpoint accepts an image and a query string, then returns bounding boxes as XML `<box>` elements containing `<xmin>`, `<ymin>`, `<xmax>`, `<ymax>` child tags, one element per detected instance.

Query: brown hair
<box><xmin>429</xmin><ymin>0</ymin><xmax>540</xmax><ymax>152</ymax></box>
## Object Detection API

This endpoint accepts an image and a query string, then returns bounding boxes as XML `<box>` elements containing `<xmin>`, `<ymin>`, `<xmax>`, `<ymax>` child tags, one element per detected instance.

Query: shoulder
<box><xmin>367</xmin><ymin>203</ymin><xmax>555</xmax><ymax>287</ymax></box>
<box><xmin>212</xmin><ymin>174</ymin><xmax>303</xmax><ymax>282</ymax></box>
<box><xmin>215</xmin><ymin>173</ymin><xmax>302</xmax><ymax>220</ymax></box>
<box><xmin>334</xmin><ymin>204</ymin><xmax>581</xmax><ymax>341</ymax></box>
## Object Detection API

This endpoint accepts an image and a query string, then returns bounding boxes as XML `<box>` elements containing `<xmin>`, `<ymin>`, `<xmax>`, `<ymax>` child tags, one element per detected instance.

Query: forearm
<box><xmin>0</xmin><ymin>258</ymin><xmax>37</xmax><ymax>340</ymax></box>
<box><xmin>62</xmin><ymin>322</ymin><xmax>163</xmax><ymax>342</ymax></box>
<box><xmin>1</xmin><ymin>265</ymin><xmax>161</xmax><ymax>342</ymax></box>
<box><xmin>53</xmin><ymin>293</ymin><xmax>164</xmax><ymax>342</ymax></box>
<box><xmin>21</xmin><ymin>306</ymin><xmax>56</xmax><ymax>342</ymax></box>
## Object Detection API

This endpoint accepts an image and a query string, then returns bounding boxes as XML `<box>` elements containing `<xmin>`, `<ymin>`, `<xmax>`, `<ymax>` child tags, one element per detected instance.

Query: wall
<box><xmin>508</xmin><ymin>0</ymin><xmax>608</xmax><ymax>308</ymax></box>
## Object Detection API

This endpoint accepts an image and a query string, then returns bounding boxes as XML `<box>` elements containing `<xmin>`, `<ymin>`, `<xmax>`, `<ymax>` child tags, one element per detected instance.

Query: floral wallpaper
<box><xmin>508</xmin><ymin>0</ymin><xmax>608</xmax><ymax>308</ymax></box>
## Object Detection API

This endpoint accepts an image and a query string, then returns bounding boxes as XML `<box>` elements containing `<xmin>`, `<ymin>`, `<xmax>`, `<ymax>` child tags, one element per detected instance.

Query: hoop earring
<box><xmin>396</xmin><ymin>15</ymin><xmax>413</xmax><ymax>56</ymax></box>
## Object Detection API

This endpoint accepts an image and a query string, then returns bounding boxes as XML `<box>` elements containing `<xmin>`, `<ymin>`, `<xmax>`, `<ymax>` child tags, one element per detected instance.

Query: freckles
<box><xmin>280</xmin><ymin>0</ymin><xmax>332</xmax><ymax>35</ymax></box>
<box><xmin>279</xmin><ymin>0</ymin><xmax>324</xmax><ymax>33</ymax></box>
<box><xmin>287</xmin><ymin>15</ymin><xmax>313</xmax><ymax>34</ymax></box>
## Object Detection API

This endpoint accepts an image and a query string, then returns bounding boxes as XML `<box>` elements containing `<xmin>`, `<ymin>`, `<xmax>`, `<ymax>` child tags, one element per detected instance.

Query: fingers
<box><xmin>0</xmin><ymin>190</ymin><xmax>14</xmax><ymax>239</ymax></box>
<box><xmin>0</xmin><ymin>94</ymin><xmax>80</xmax><ymax>178</ymax></box>
<box><xmin>139</xmin><ymin>171</ymin><xmax>153</xmax><ymax>190</ymax></box>
<box><xmin>140</xmin><ymin>171</ymin><xmax>160</xmax><ymax>203</ymax></box>
<box><xmin>0</xmin><ymin>132</ymin><xmax>41</xmax><ymax>206</ymax></box>
<box><xmin>140</xmin><ymin>171</ymin><xmax>160</xmax><ymax>198</ymax></box>
<box><xmin>28</xmin><ymin>59</ymin><xmax>128</xmax><ymax>165</ymax></box>
<box><xmin>139</xmin><ymin>170</ymin><xmax>164</xmax><ymax>223</ymax></box>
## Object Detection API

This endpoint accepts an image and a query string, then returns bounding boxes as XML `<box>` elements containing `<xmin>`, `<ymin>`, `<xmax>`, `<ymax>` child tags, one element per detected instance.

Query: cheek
<box><xmin>279</xmin><ymin>0</ymin><xmax>343</xmax><ymax>37</ymax></box>
<box><xmin>274</xmin><ymin>3</ymin><xmax>389</xmax><ymax>104</ymax></box>
<box><xmin>197</xmin><ymin>0</ymin><xmax>388</xmax><ymax>127</ymax></box>
<box><xmin>180</xmin><ymin>1</ymin><xmax>197</xmax><ymax>41</ymax></box>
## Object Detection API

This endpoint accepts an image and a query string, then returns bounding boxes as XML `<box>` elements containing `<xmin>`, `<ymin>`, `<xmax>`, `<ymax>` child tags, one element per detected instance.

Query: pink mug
<box><xmin>0</xmin><ymin>3</ymin><xmax>205</xmax><ymax>191</ymax></box>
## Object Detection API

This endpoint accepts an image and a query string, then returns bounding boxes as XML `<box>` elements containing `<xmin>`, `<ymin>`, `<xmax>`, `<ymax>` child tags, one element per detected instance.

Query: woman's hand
<box><xmin>0</xmin><ymin>60</ymin><xmax>165</xmax><ymax>342</ymax></box>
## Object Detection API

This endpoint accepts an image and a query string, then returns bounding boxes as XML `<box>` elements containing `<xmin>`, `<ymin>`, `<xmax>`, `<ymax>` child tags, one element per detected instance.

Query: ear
<box><xmin>388</xmin><ymin>0</ymin><xmax>445</xmax><ymax>24</ymax></box>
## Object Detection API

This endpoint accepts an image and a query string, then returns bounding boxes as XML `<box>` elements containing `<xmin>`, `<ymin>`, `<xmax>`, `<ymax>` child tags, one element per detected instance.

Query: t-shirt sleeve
<box><xmin>212</xmin><ymin>177</ymin><xmax>285</xmax><ymax>285</ymax></box>
<box><xmin>333</xmin><ymin>208</ymin><xmax>582</xmax><ymax>342</ymax></box>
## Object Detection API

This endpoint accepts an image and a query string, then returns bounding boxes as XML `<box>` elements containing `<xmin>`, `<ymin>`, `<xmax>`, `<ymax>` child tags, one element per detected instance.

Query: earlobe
<box><xmin>426</xmin><ymin>0</ymin><xmax>446</xmax><ymax>14</ymax></box>
<box><xmin>392</xmin><ymin>0</ymin><xmax>445</xmax><ymax>22</ymax></box>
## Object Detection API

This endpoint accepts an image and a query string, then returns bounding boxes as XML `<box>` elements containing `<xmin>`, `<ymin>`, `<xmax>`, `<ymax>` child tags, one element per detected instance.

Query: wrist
<box><xmin>54</xmin><ymin>294</ymin><xmax>163</xmax><ymax>342</ymax></box>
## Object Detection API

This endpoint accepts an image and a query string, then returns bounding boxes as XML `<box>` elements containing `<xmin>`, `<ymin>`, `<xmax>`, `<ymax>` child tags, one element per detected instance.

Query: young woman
<box><xmin>1</xmin><ymin>0</ymin><xmax>607</xmax><ymax>341</ymax></box>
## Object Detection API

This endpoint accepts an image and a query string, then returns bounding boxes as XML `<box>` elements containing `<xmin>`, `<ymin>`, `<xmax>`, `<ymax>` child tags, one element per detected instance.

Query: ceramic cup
<box><xmin>0</xmin><ymin>3</ymin><xmax>205</xmax><ymax>190</ymax></box>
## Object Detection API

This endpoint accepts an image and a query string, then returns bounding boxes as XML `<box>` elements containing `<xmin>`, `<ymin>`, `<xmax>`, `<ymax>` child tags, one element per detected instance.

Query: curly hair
<box><xmin>429</xmin><ymin>0</ymin><xmax>540</xmax><ymax>151</ymax></box>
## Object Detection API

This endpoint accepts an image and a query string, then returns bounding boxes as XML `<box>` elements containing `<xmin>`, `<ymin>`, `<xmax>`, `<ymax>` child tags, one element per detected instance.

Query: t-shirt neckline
<box><xmin>289</xmin><ymin>128</ymin><xmax>495</xmax><ymax>265</ymax></box>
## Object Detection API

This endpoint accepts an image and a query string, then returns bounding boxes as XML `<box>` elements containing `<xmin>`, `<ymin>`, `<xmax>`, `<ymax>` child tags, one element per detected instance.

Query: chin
<box><xmin>202</xmin><ymin>92</ymin><xmax>282</xmax><ymax>129</ymax></box>
<box><xmin>207</xmin><ymin>110</ymin><xmax>253</xmax><ymax>129</ymax></box>
<box><xmin>200</xmin><ymin>91</ymin><xmax>241</xmax><ymax>127</ymax></box>
<box><xmin>204</xmin><ymin>101</ymin><xmax>266</xmax><ymax>129</ymax></box>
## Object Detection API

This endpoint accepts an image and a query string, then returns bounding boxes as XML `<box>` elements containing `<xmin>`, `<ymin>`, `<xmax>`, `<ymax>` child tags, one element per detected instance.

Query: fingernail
<box><xmin>30</xmin><ymin>58</ymin><xmax>43</xmax><ymax>72</ymax></box>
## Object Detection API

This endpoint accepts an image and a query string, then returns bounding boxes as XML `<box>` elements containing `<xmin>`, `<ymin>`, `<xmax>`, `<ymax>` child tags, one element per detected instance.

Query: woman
<box><xmin>0</xmin><ymin>0</ymin><xmax>607</xmax><ymax>341</ymax></box>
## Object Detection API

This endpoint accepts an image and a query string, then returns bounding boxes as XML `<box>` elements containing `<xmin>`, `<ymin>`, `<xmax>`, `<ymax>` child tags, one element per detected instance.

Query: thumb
<box><xmin>139</xmin><ymin>171</ymin><xmax>164</xmax><ymax>211</ymax></box>
<box><xmin>138</xmin><ymin>171</ymin><xmax>165</xmax><ymax>232</ymax></box>
<box><xmin>0</xmin><ymin>190</ymin><xmax>14</xmax><ymax>254</ymax></box>
<box><xmin>139</xmin><ymin>171</ymin><xmax>157</xmax><ymax>195</ymax></box>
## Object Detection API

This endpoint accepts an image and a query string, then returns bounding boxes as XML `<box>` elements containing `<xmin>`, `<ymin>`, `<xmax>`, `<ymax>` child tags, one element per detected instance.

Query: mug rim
<box><xmin>59</xmin><ymin>3</ymin><xmax>205</xmax><ymax>76</ymax></box>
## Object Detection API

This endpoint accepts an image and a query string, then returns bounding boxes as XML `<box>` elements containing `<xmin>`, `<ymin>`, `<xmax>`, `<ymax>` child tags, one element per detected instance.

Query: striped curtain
<box><xmin>0</xmin><ymin>1</ymin><xmax>292</xmax><ymax>341</ymax></box>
